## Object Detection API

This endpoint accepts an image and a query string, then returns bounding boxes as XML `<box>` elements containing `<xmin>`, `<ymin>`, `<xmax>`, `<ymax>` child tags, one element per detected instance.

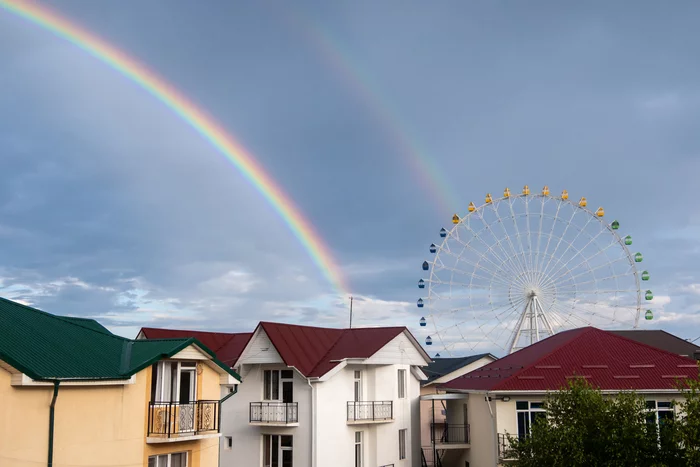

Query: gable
<box><xmin>428</xmin><ymin>356</ymin><xmax>496</xmax><ymax>385</ymax></box>
<box><xmin>364</xmin><ymin>331</ymin><xmax>431</xmax><ymax>365</ymax></box>
<box><xmin>237</xmin><ymin>328</ymin><xmax>284</xmax><ymax>365</ymax></box>
<box><xmin>171</xmin><ymin>344</ymin><xmax>211</xmax><ymax>361</ymax></box>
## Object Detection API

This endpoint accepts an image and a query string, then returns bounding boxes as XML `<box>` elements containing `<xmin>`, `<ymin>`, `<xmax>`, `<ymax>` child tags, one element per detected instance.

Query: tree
<box><xmin>667</xmin><ymin>375</ymin><xmax>700</xmax><ymax>466</ymax></box>
<box><xmin>504</xmin><ymin>378</ymin><xmax>669</xmax><ymax>467</ymax></box>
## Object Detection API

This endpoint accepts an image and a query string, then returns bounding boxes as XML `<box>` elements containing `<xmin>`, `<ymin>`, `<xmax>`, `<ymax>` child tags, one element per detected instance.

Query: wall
<box><xmin>220</xmin><ymin>364</ymin><xmax>311</xmax><ymax>467</ymax></box>
<box><xmin>316</xmin><ymin>363</ymin><xmax>422</xmax><ymax>467</ymax></box>
<box><xmin>1</xmin><ymin>357</ymin><xmax>224</xmax><ymax>467</ymax></box>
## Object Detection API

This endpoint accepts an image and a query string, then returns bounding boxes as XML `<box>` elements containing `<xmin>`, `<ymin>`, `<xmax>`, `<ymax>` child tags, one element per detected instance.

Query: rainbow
<box><xmin>0</xmin><ymin>0</ymin><xmax>350</xmax><ymax>296</ymax></box>
<box><xmin>278</xmin><ymin>7</ymin><xmax>460</xmax><ymax>215</ymax></box>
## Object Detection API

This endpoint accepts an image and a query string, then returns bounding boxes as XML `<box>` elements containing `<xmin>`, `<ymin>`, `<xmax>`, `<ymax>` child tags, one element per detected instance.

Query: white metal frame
<box><xmin>148</xmin><ymin>451</ymin><xmax>188</xmax><ymax>467</ymax></box>
<box><xmin>423</xmin><ymin>189</ymin><xmax>646</xmax><ymax>355</ymax></box>
<box><xmin>155</xmin><ymin>360</ymin><xmax>197</xmax><ymax>403</ymax></box>
<box><xmin>354</xmin><ymin>431</ymin><xmax>363</xmax><ymax>467</ymax></box>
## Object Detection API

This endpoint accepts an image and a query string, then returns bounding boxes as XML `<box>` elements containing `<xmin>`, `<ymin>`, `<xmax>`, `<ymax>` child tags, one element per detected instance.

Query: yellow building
<box><xmin>0</xmin><ymin>297</ymin><xmax>241</xmax><ymax>467</ymax></box>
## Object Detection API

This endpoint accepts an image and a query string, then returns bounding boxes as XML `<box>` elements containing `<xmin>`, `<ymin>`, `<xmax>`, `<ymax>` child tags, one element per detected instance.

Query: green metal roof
<box><xmin>0</xmin><ymin>297</ymin><xmax>241</xmax><ymax>382</ymax></box>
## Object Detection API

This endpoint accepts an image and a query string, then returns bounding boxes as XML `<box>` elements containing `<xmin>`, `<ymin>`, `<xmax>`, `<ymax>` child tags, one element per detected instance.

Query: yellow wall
<box><xmin>1</xmin><ymin>356</ymin><xmax>224</xmax><ymax>467</ymax></box>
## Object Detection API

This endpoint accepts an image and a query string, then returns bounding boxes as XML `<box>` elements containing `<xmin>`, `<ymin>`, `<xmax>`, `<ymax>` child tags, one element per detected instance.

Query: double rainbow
<box><xmin>0</xmin><ymin>0</ymin><xmax>350</xmax><ymax>296</ymax></box>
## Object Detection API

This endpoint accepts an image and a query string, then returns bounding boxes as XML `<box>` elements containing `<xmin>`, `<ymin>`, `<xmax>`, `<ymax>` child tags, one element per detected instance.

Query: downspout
<box><xmin>48</xmin><ymin>381</ymin><xmax>60</xmax><ymax>467</ymax></box>
<box><xmin>307</xmin><ymin>378</ymin><xmax>316</xmax><ymax>467</ymax></box>
<box><xmin>485</xmin><ymin>391</ymin><xmax>497</xmax><ymax>467</ymax></box>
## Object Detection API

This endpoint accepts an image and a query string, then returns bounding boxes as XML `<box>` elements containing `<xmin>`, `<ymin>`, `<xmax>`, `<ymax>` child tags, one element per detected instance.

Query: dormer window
<box><xmin>264</xmin><ymin>369</ymin><xmax>294</xmax><ymax>403</ymax></box>
<box><xmin>150</xmin><ymin>361</ymin><xmax>197</xmax><ymax>403</ymax></box>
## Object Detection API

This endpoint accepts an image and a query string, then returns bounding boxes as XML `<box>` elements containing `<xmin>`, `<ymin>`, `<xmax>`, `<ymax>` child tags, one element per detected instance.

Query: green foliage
<box><xmin>503</xmin><ymin>376</ymin><xmax>700</xmax><ymax>467</ymax></box>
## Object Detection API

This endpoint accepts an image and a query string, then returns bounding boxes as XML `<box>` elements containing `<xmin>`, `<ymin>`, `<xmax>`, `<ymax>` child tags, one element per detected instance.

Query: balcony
<box><xmin>147</xmin><ymin>400</ymin><xmax>220</xmax><ymax>443</ymax></box>
<box><xmin>249</xmin><ymin>402</ymin><xmax>299</xmax><ymax>426</ymax></box>
<box><xmin>498</xmin><ymin>433</ymin><xmax>516</xmax><ymax>461</ymax></box>
<box><xmin>347</xmin><ymin>401</ymin><xmax>393</xmax><ymax>424</ymax></box>
<box><xmin>431</xmin><ymin>423</ymin><xmax>470</xmax><ymax>449</ymax></box>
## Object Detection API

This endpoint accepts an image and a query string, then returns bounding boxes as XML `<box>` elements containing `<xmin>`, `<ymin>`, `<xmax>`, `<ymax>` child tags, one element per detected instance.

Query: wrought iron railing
<box><xmin>250</xmin><ymin>401</ymin><xmax>298</xmax><ymax>423</ymax></box>
<box><xmin>147</xmin><ymin>400</ymin><xmax>220</xmax><ymax>437</ymax></box>
<box><xmin>347</xmin><ymin>401</ymin><xmax>393</xmax><ymax>421</ymax></box>
<box><xmin>431</xmin><ymin>423</ymin><xmax>469</xmax><ymax>444</ymax></box>
<box><xmin>498</xmin><ymin>433</ymin><xmax>515</xmax><ymax>459</ymax></box>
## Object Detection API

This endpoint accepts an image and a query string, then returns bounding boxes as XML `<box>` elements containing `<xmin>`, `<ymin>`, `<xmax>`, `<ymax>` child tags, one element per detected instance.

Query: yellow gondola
<box><xmin>522</xmin><ymin>185</ymin><xmax>530</xmax><ymax>195</ymax></box>
<box><xmin>561</xmin><ymin>189</ymin><xmax>569</xmax><ymax>200</ymax></box>
<box><xmin>596</xmin><ymin>207</ymin><xmax>604</xmax><ymax>217</ymax></box>
<box><xmin>504</xmin><ymin>188</ymin><xmax>511</xmax><ymax>198</ymax></box>
<box><xmin>542</xmin><ymin>186</ymin><xmax>550</xmax><ymax>196</ymax></box>
<box><xmin>468</xmin><ymin>202</ymin><xmax>476</xmax><ymax>212</ymax></box>
<box><xmin>579</xmin><ymin>197</ymin><xmax>587</xmax><ymax>207</ymax></box>
<box><xmin>452</xmin><ymin>214</ymin><xmax>460</xmax><ymax>224</ymax></box>
<box><xmin>485</xmin><ymin>193</ymin><xmax>492</xmax><ymax>203</ymax></box>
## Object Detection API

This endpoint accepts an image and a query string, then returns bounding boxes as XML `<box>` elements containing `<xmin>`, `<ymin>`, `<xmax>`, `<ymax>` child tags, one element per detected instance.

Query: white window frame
<box><xmin>148</xmin><ymin>452</ymin><xmax>188</xmax><ymax>467</ymax></box>
<box><xmin>354</xmin><ymin>431</ymin><xmax>363</xmax><ymax>467</ymax></box>
<box><xmin>399</xmin><ymin>428</ymin><xmax>407</xmax><ymax>460</ymax></box>
<box><xmin>263</xmin><ymin>434</ymin><xmax>293</xmax><ymax>467</ymax></box>
<box><xmin>263</xmin><ymin>369</ymin><xmax>294</xmax><ymax>401</ymax></box>
<box><xmin>354</xmin><ymin>370</ymin><xmax>362</xmax><ymax>402</ymax></box>
<box><xmin>515</xmin><ymin>401</ymin><xmax>546</xmax><ymax>438</ymax></box>
<box><xmin>153</xmin><ymin>361</ymin><xmax>197</xmax><ymax>403</ymax></box>
<box><xmin>398</xmin><ymin>369</ymin><xmax>406</xmax><ymax>399</ymax></box>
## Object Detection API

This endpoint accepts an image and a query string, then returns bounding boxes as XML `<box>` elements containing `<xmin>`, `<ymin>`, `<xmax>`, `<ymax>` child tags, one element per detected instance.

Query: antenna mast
<box><xmin>349</xmin><ymin>296</ymin><xmax>353</xmax><ymax>329</ymax></box>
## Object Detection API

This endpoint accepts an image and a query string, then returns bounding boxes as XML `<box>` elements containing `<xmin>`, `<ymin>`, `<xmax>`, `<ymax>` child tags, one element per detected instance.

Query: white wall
<box><xmin>315</xmin><ymin>363</ymin><xmax>422</xmax><ymax>467</ymax></box>
<box><xmin>220</xmin><ymin>364</ymin><xmax>311</xmax><ymax>467</ymax></box>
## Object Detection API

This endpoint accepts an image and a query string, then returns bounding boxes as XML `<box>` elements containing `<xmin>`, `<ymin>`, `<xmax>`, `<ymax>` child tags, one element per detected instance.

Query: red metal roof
<box><xmin>139</xmin><ymin>327</ymin><xmax>253</xmax><ymax>365</ymax></box>
<box><xmin>441</xmin><ymin>327</ymin><xmax>700</xmax><ymax>392</ymax></box>
<box><xmin>257</xmin><ymin>322</ymin><xmax>419</xmax><ymax>377</ymax></box>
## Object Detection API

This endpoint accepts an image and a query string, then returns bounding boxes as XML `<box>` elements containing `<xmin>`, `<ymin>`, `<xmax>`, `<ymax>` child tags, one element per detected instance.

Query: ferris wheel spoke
<box><xmin>533</xmin><ymin>195</ymin><xmax>549</xmax><ymax>278</ymax></box>
<box><xmin>445</xmin><ymin>232</ymin><xmax>521</xmax><ymax>285</ymax></box>
<box><xmin>524</xmin><ymin>197</ymin><xmax>536</xmax><ymax>278</ymax></box>
<box><xmin>504</xmin><ymin>198</ymin><xmax>537</xmax><ymax>284</ymax></box>
<box><xmin>552</xmin><ymin>255</ymin><xmax>631</xmax><ymax>289</ymax></box>
<box><xmin>458</xmin><ymin>215</ymin><xmax>524</xmax><ymax>281</ymax></box>
<box><xmin>542</xmin><ymin>214</ymin><xmax>601</xmax><ymax>279</ymax></box>
<box><xmin>538</xmin><ymin>206</ymin><xmax>582</xmax><ymax>280</ymax></box>
<box><xmin>488</xmin><ymin>201</ymin><xmax>532</xmax><ymax>281</ymax></box>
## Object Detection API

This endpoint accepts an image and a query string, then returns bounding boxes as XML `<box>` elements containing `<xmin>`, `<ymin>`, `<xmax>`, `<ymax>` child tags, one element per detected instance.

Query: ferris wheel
<box><xmin>417</xmin><ymin>185</ymin><xmax>654</xmax><ymax>357</ymax></box>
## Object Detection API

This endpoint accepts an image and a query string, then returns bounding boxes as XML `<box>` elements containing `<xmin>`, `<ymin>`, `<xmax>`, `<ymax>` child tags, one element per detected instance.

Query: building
<box><xmin>423</xmin><ymin>327</ymin><xmax>700</xmax><ymax>467</ymax></box>
<box><xmin>141</xmin><ymin>321</ymin><xmax>432</xmax><ymax>467</ymax></box>
<box><xmin>419</xmin><ymin>354</ymin><xmax>496</xmax><ymax>466</ymax></box>
<box><xmin>610</xmin><ymin>329</ymin><xmax>700</xmax><ymax>359</ymax></box>
<box><xmin>0</xmin><ymin>297</ymin><xmax>241</xmax><ymax>467</ymax></box>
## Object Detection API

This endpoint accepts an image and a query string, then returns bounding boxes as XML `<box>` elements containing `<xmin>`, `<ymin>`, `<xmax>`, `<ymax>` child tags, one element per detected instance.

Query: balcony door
<box><xmin>151</xmin><ymin>361</ymin><xmax>197</xmax><ymax>433</ymax></box>
<box><xmin>263</xmin><ymin>434</ymin><xmax>292</xmax><ymax>467</ymax></box>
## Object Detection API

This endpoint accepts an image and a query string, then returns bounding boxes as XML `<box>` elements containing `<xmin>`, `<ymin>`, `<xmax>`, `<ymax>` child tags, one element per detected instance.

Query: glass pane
<box><xmin>170</xmin><ymin>453</ymin><xmax>185</xmax><ymax>467</ymax></box>
<box><xmin>272</xmin><ymin>435</ymin><xmax>279</xmax><ymax>465</ymax></box>
<box><xmin>517</xmin><ymin>412</ymin><xmax>529</xmax><ymax>438</ymax></box>
<box><xmin>530</xmin><ymin>411</ymin><xmax>546</xmax><ymax>426</ymax></box>
<box><xmin>354</xmin><ymin>381</ymin><xmax>361</xmax><ymax>402</ymax></box>
<box><xmin>264</xmin><ymin>371</ymin><xmax>271</xmax><ymax>400</ymax></box>
<box><xmin>530</xmin><ymin>402</ymin><xmax>544</xmax><ymax>409</ymax></box>
<box><xmin>355</xmin><ymin>444</ymin><xmax>361</xmax><ymax>467</ymax></box>
<box><xmin>179</xmin><ymin>371</ymin><xmax>192</xmax><ymax>403</ymax></box>
<box><xmin>516</xmin><ymin>401</ymin><xmax>528</xmax><ymax>410</ymax></box>
<box><xmin>150</xmin><ymin>364</ymin><xmax>158</xmax><ymax>402</ymax></box>
<box><xmin>281</xmin><ymin>435</ymin><xmax>293</xmax><ymax>447</ymax></box>
<box><xmin>282</xmin><ymin>449</ymin><xmax>293</xmax><ymax>467</ymax></box>
<box><xmin>283</xmin><ymin>381</ymin><xmax>293</xmax><ymax>404</ymax></box>
<box><xmin>170</xmin><ymin>363</ymin><xmax>178</xmax><ymax>402</ymax></box>
<box><xmin>281</xmin><ymin>370</ymin><xmax>293</xmax><ymax>379</ymax></box>
<box><xmin>148</xmin><ymin>457</ymin><xmax>156</xmax><ymax>467</ymax></box>
<box><xmin>355</xmin><ymin>431</ymin><xmax>361</xmax><ymax>442</ymax></box>
<box><xmin>646</xmin><ymin>400</ymin><xmax>656</xmax><ymax>410</ymax></box>
<box><xmin>354</xmin><ymin>370</ymin><xmax>361</xmax><ymax>379</ymax></box>
<box><xmin>272</xmin><ymin>371</ymin><xmax>280</xmax><ymax>400</ymax></box>
<box><xmin>658</xmin><ymin>401</ymin><xmax>672</xmax><ymax>408</ymax></box>
<box><xmin>264</xmin><ymin>435</ymin><xmax>271</xmax><ymax>467</ymax></box>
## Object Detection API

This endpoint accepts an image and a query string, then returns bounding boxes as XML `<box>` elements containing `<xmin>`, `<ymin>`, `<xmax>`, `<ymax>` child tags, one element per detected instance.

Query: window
<box><xmin>148</xmin><ymin>452</ymin><xmax>187</xmax><ymax>467</ymax></box>
<box><xmin>399</xmin><ymin>429</ymin><xmax>407</xmax><ymax>460</ymax></box>
<box><xmin>354</xmin><ymin>370</ymin><xmax>362</xmax><ymax>402</ymax></box>
<box><xmin>264</xmin><ymin>370</ymin><xmax>294</xmax><ymax>402</ymax></box>
<box><xmin>398</xmin><ymin>369</ymin><xmax>406</xmax><ymax>399</ymax></box>
<box><xmin>516</xmin><ymin>401</ymin><xmax>545</xmax><ymax>439</ymax></box>
<box><xmin>263</xmin><ymin>434</ymin><xmax>292</xmax><ymax>467</ymax></box>
<box><xmin>354</xmin><ymin>431</ymin><xmax>363</xmax><ymax>467</ymax></box>
<box><xmin>224</xmin><ymin>436</ymin><xmax>233</xmax><ymax>450</ymax></box>
<box><xmin>646</xmin><ymin>400</ymin><xmax>674</xmax><ymax>440</ymax></box>
<box><xmin>150</xmin><ymin>361</ymin><xmax>197</xmax><ymax>403</ymax></box>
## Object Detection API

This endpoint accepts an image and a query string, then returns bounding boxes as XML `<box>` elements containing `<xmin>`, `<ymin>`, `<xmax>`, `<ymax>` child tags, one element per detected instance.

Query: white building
<box><xmin>139</xmin><ymin>321</ymin><xmax>432</xmax><ymax>467</ymax></box>
<box><xmin>424</xmin><ymin>327</ymin><xmax>700</xmax><ymax>467</ymax></box>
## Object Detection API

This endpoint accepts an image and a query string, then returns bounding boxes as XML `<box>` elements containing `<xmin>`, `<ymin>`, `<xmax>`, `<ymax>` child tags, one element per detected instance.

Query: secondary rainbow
<box><xmin>279</xmin><ymin>7</ymin><xmax>461</xmax><ymax>215</ymax></box>
<box><xmin>0</xmin><ymin>0</ymin><xmax>350</xmax><ymax>296</ymax></box>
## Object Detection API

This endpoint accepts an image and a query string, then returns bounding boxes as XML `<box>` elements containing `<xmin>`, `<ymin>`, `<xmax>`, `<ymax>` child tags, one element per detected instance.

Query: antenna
<box><xmin>349</xmin><ymin>296</ymin><xmax>353</xmax><ymax>329</ymax></box>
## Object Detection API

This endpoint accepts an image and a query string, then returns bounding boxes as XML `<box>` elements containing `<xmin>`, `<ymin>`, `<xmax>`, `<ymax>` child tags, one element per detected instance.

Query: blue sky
<box><xmin>2</xmin><ymin>0</ymin><xmax>700</xmax><ymax>356</ymax></box>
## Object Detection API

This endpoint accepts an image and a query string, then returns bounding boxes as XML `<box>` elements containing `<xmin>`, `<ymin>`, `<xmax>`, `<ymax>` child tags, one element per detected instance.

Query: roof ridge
<box><xmin>494</xmin><ymin>327</ymin><xmax>594</xmax><ymax>389</ymax></box>
<box><xmin>0</xmin><ymin>297</ymin><xmax>129</xmax><ymax>343</ymax></box>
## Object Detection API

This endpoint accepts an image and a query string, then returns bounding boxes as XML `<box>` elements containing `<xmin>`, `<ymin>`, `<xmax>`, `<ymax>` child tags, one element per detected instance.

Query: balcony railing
<box><xmin>431</xmin><ymin>423</ymin><xmax>470</xmax><ymax>444</ymax></box>
<box><xmin>498</xmin><ymin>433</ymin><xmax>515</xmax><ymax>459</ymax></box>
<box><xmin>250</xmin><ymin>402</ymin><xmax>298</xmax><ymax>424</ymax></box>
<box><xmin>347</xmin><ymin>401</ymin><xmax>393</xmax><ymax>422</ymax></box>
<box><xmin>147</xmin><ymin>400</ymin><xmax>220</xmax><ymax>438</ymax></box>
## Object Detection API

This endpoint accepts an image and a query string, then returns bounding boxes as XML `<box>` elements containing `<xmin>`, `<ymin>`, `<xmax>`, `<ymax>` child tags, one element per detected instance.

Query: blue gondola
<box><xmin>418</xmin><ymin>279</ymin><xmax>425</xmax><ymax>289</ymax></box>
<box><xmin>440</xmin><ymin>228</ymin><xmax>447</xmax><ymax>238</ymax></box>
<box><xmin>422</xmin><ymin>261</ymin><xmax>429</xmax><ymax>271</ymax></box>
<box><xmin>419</xmin><ymin>317</ymin><xmax>426</xmax><ymax>327</ymax></box>
<box><xmin>417</xmin><ymin>298</ymin><xmax>424</xmax><ymax>308</ymax></box>
<box><xmin>425</xmin><ymin>336</ymin><xmax>432</xmax><ymax>345</ymax></box>
<box><xmin>430</xmin><ymin>244</ymin><xmax>437</xmax><ymax>254</ymax></box>
<box><xmin>435</xmin><ymin>353</ymin><xmax>441</xmax><ymax>357</ymax></box>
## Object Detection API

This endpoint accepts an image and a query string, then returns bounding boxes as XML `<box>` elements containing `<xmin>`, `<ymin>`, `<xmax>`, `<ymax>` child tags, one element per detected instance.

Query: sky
<box><xmin>1</xmin><ymin>0</ymin><xmax>700</xmax><ymax>358</ymax></box>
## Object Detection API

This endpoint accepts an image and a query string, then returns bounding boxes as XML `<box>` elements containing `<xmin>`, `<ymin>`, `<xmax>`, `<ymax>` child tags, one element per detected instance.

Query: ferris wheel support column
<box><xmin>508</xmin><ymin>293</ymin><xmax>556</xmax><ymax>354</ymax></box>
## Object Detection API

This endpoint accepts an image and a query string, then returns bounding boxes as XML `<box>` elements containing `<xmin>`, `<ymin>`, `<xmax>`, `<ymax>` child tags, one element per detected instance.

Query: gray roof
<box><xmin>423</xmin><ymin>353</ymin><xmax>495</xmax><ymax>384</ymax></box>
<box><xmin>610</xmin><ymin>330</ymin><xmax>700</xmax><ymax>358</ymax></box>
